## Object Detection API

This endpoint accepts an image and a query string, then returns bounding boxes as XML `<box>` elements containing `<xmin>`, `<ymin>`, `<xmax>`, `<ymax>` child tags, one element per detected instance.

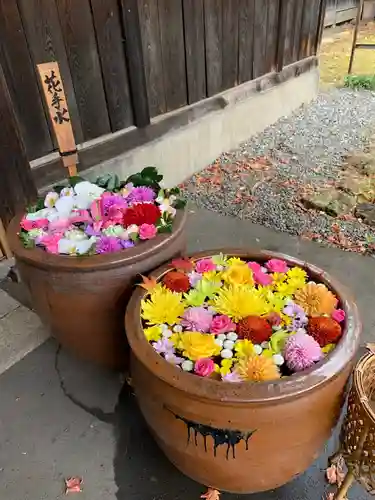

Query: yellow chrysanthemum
<box><xmin>275</xmin><ymin>281</ymin><xmax>297</xmax><ymax>297</ymax></box>
<box><xmin>141</xmin><ymin>286</ymin><xmax>185</xmax><ymax>325</ymax></box>
<box><xmin>222</xmin><ymin>263</ymin><xmax>254</xmax><ymax>286</ymax></box>
<box><xmin>271</xmin><ymin>272</ymin><xmax>287</xmax><ymax>286</ymax></box>
<box><xmin>280</xmin><ymin>314</ymin><xmax>292</xmax><ymax>327</ymax></box>
<box><xmin>203</xmin><ymin>270</ymin><xmax>223</xmax><ymax>283</ymax></box>
<box><xmin>287</xmin><ymin>267</ymin><xmax>308</xmax><ymax>282</ymax></box>
<box><xmin>237</xmin><ymin>355</ymin><xmax>280</xmax><ymax>382</ymax></box>
<box><xmin>144</xmin><ymin>325</ymin><xmax>163</xmax><ymax>342</ymax></box>
<box><xmin>322</xmin><ymin>343</ymin><xmax>335</xmax><ymax>354</ymax></box>
<box><xmin>211</xmin><ymin>285</ymin><xmax>268</xmax><ymax>321</ymax></box>
<box><xmin>226</xmin><ymin>257</ymin><xmax>246</xmax><ymax>266</ymax></box>
<box><xmin>234</xmin><ymin>339</ymin><xmax>255</xmax><ymax>359</ymax></box>
<box><xmin>220</xmin><ymin>359</ymin><xmax>234</xmax><ymax>376</ymax></box>
<box><xmin>179</xmin><ymin>332</ymin><xmax>221</xmax><ymax>361</ymax></box>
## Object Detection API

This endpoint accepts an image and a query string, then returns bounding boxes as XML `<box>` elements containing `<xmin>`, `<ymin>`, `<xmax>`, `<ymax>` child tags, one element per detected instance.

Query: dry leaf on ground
<box><xmin>65</xmin><ymin>477</ymin><xmax>83</xmax><ymax>494</ymax></box>
<box><xmin>200</xmin><ymin>487</ymin><xmax>220</xmax><ymax>500</ymax></box>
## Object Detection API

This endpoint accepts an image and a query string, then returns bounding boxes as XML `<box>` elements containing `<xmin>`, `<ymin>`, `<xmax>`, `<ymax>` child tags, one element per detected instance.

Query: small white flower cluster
<box><xmin>214</xmin><ymin>332</ymin><xmax>238</xmax><ymax>359</ymax></box>
<box><xmin>254</xmin><ymin>341</ymin><xmax>284</xmax><ymax>366</ymax></box>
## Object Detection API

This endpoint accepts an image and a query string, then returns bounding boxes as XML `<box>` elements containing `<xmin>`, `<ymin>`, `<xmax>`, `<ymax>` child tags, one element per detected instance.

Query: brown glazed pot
<box><xmin>7</xmin><ymin>210</ymin><xmax>186</xmax><ymax>370</ymax></box>
<box><xmin>125</xmin><ymin>249</ymin><xmax>361</xmax><ymax>494</ymax></box>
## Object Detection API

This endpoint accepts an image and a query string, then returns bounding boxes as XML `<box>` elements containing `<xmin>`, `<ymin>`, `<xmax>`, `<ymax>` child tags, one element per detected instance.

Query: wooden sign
<box><xmin>37</xmin><ymin>62</ymin><xmax>78</xmax><ymax>177</ymax></box>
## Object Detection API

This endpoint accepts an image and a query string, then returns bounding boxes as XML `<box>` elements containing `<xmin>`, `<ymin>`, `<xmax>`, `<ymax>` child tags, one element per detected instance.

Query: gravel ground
<box><xmin>181</xmin><ymin>89</ymin><xmax>375</xmax><ymax>254</ymax></box>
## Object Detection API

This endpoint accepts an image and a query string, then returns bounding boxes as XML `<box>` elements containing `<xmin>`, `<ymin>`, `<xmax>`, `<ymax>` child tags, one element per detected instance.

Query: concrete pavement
<box><xmin>0</xmin><ymin>206</ymin><xmax>374</xmax><ymax>499</ymax></box>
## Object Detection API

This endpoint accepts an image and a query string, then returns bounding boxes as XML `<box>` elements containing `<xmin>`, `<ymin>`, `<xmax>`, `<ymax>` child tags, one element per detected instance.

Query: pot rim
<box><xmin>125</xmin><ymin>249</ymin><xmax>361</xmax><ymax>403</ymax></box>
<box><xmin>7</xmin><ymin>210</ymin><xmax>186</xmax><ymax>272</ymax></box>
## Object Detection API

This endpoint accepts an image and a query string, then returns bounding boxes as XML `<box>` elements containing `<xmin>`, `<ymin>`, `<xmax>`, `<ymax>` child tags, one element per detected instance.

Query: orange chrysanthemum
<box><xmin>237</xmin><ymin>316</ymin><xmax>272</xmax><ymax>343</ymax></box>
<box><xmin>294</xmin><ymin>283</ymin><xmax>337</xmax><ymax>317</ymax></box>
<box><xmin>163</xmin><ymin>271</ymin><xmax>190</xmax><ymax>293</ymax></box>
<box><xmin>237</xmin><ymin>355</ymin><xmax>280</xmax><ymax>382</ymax></box>
<box><xmin>307</xmin><ymin>317</ymin><xmax>342</xmax><ymax>347</ymax></box>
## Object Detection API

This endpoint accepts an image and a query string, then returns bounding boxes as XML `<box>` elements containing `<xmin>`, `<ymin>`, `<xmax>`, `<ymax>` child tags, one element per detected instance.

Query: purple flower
<box><xmin>85</xmin><ymin>224</ymin><xmax>101</xmax><ymax>237</ymax></box>
<box><xmin>284</xmin><ymin>331</ymin><xmax>322</xmax><ymax>372</ymax></box>
<box><xmin>188</xmin><ymin>271</ymin><xmax>203</xmax><ymax>287</ymax></box>
<box><xmin>283</xmin><ymin>301</ymin><xmax>308</xmax><ymax>332</ymax></box>
<box><xmin>96</xmin><ymin>236</ymin><xmax>122</xmax><ymax>254</ymax></box>
<box><xmin>101</xmin><ymin>194</ymin><xmax>127</xmax><ymax>216</ymax></box>
<box><xmin>164</xmin><ymin>352</ymin><xmax>185</xmax><ymax>365</ymax></box>
<box><xmin>127</xmin><ymin>187</ymin><xmax>156</xmax><ymax>203</ymax></box>
<box><xmin>120</xmin><ymin>239</ymin><xmax>135</xmax><ymax>249</ymax></box>
<box><xmin>180</xmin><ymin>307</ymin><xmax>214</xmax><ymax>332</ymax></box>
<box><xmin>152</xmin><ymin>338</ymin><xmax>174</xmax><ymax>355</ymax></box>
<box><xmin>222</xmin><ymin>371</ymin><xmax>242</xmax><ymax>383</ymax></box>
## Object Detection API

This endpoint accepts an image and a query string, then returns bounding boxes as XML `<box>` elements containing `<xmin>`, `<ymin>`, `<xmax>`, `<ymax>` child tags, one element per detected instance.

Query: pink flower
<box><xmin>139</xmin><ymin>223</ymin><xmax>157</xmax><ymax>240</ymax></box>
<box><xmin>284</xmin><ymin>331</ymin><xmax>322</xmax><ymax>372</ymax></box>
<box><xmin>265</xmin><ymin>259</ymin><xmax>288</xmax><ymax>273</ymax></box>
<box><xmin>107</xmin><ymin>204</ymin><xmax>124</xmax><ymax>224</ymax></box>
<box><xmin>195</xmin><ymin>258</ymin><xmax>216</xmax><ymax>273</ymax></box>
<box><xmin>39</xmin><ymin>233</ymin><xmax>62</xmax><ymax>254</ymax></box>
<box><xmin>332</xmin><ymin>309</ymin><xmax>345</xmax><ymax>323</ymax></box>
<box><xmin>49</xmin><ymin>217</ymin><xmax>72</xmax><ymax>232</ymax></box>
<box><xmin>181</xmin><ymin>307</ymin><xmax>214</xmax><ymax>332</ymax></box>
<box><xmin>20</xmin><ymin>218</ymin><xmax>49</xmax><ymax>231</ymax></box>
<box><xmin>210</xmin><ymin>315</ymin><xmax>236</xmax><ymax>334</ymax></box>
<box><xmin>90</xmin><ymin>199</ymin><xmax>104</xmax><ymax>222</ymax></box>
<box><xmin>194</xmin><ymin>358</ymin><xmax>215</xmax><ymax>377</ymax></box>
<box><xmin>253</xmin><ymin>270</ymin><xmax>273</xmax><ymax>286</ymax></box>
<box><xmin>70</xmin><ymin>209</ymin><xmax>91</xmax><ymax>224</ymax></box>
<box><xmin>248</xmin><ymin>262</ymin><xmax>262</xmax><ymax>273</ymax></box>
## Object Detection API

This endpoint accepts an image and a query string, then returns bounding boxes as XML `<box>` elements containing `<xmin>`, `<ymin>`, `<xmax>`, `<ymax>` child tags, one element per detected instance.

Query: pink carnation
<box><xmin>248</xmin><ymin>262</ymin><xmax>262</xmax><ymax>273</ymax></box>
<box><xmin>284</xmin><ymin>331</ymin><xmax>322</xmax><ymax>372</ymax></box>
<box><xmin>20</xmin><ymin>217</ymin><xmax>49</xmax><ymax>231</ymax></box>
<box><xmin>139</xmin><ymin>223</ymin><xmax>157</xmax><ymax>240</ymax></box>
<box><xmin>181</xmin><ymin>307</ymin><xmax>214</xmax><ymax>332</ymax></box>
<box><xmin>49</xmin><ymin>217</ymin><xmax>72</xmax><ymax>232</ymax></box>
<box><xmin>194</xmin><ymin>358</ymin><xmax>215</xmax><ymax>377</ymax></box>
<box><xmin>253</xmin><ymin>270</ymin><xmax>272</xmax><ymax>286</ymax></box>
<box><xmin>195</xmin><ymin>258</ymin><xmax>216</xmax><ymax>273</ymax></box>
<box><xmin>38</xmin><ymin>233</ymin><xmax>63</xmax><ymax>254</ymax></box>
<box><xmin>332</xmin><ymin>309</ymin><xmax>345</xmax><ymax>323</ymax></box>
<box><xmin>210</xmin><ymin>315</ymin><xmax>236</xmax><ymax>334</ymax></box>
<box><xmin>265</xmin><ymin>259</ymin><xmax>288</xmax><ymax>273</ymax></box>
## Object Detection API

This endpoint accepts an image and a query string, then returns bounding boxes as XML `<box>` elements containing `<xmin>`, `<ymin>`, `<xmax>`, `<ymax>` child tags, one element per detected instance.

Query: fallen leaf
<box><xmin>170</xmin><ymin>258</ymin><xmax>194</xmax><ymax>272</ymax></box>
<box><xmin>65</xmin><ymin>477</ymin><xmax>83</xmax><ymax>494</ymax></box>
<box><xmin>200</xmin><ymin>488</ymin><xmax>220</xmax><ymax>500</ymax></box>
<box><xmin>138</xmin><ymin>275</ymin><xmax>158</xmax><ymax>291</ymax></box>
<box><xmin>324</xmin><ymin>493</ymin><xmax>335</xmax><ymax>500</ymax></box>
<box><xmin>326</xmin><ymin>464</ymin><xmax>338</xmax><ymax>485</ymax></box>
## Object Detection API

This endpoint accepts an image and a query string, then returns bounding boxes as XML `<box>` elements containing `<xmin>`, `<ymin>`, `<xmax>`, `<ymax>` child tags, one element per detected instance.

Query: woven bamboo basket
<box><xmin>337</xmin><ymin>349</ymin><xmax>375</xmax><ymax>498</ymax></box>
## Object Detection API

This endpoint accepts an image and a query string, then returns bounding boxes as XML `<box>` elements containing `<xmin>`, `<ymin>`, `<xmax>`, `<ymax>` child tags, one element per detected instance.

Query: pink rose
<box><xmin>248</xmin><ymin>261</ymin><xmax>262</xmax><ymax>273</ymax></box>
<box><xmin>265</xmin><ymin>259</ymin><xmax>288</xmax><ymax>273</ymax></box>
<box><xmin>210</xmin><ymin>315</ymin><xmax>236</xmax><ymax>334</ymax></box>
<box><xmin>139</xmin><ymin>223</ymin><xmax>157</xmax><ymax>240</ymax></box>
<box><xmin>20</xmin><ymin>217</ymin><xmax>49</xmax><ymax>231</ymax></box>
<box><xmin>107</xmin><ymin>204</ymin><xmax>124</xmax><ymax>224</ymax></box>
<box><xmin>253</xmin><ymin>270</ymin><xmax>272</xmax><ymax>286</ymax></box>
<box><xmin>332</xmin><ymin>309</ymin><xmax>345</xmax><ymax>323</ymax></box>
<box><xmin>194</xmin><ymin>358</ymin><xmax>215</xmax><ymax>377</ymax></box>
<box><xmin>195</xmin><ymin>258</ymin><xmax>216</xmax><ymax>273</ymax></box>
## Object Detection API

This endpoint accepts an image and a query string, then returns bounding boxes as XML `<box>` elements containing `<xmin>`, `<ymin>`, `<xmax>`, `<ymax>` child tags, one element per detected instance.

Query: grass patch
<box><xmin>344</xmin><ymin>74</ymin><xmax>375</xmax><ymax>89</ymax></box>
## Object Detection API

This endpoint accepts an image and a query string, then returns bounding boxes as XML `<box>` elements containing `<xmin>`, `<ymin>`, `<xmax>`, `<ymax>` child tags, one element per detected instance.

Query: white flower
<box><xmin>181</xmin><ymin>360</ymin><xmax>194</xmax><ymax>372</ymax></box>
<box><xmin>60</xmin><ymin>187</ymin><xmax>75</xmax><ymax>197</ymax></box>
<box><xmin>103</xmin><ymin>225</ymin><xmax>127</xmax><ymax>238</ymax></box>
<box><xmin>65</xmin><ymin>229</ymin><xmax>88</xmax><ymax>242</ymax></box>
<box><xmin>217</xmin><ymin>333</ymin><xmax>227</xmax><ymax>342</ymax></box>
<box><xmin>173</xmin><ymin>325</ymin><xmax>183</xmax><ymax>333</ymax></box>
<box><xmin>159</xmin><ymin>198</ymin><xmax>177</xmax><ymax>217</ymax></box>
<box><xmin>55</xmin><ymin>195</ymin><xmax>75</xmax><ymax>216</ymax></box>
<box><xmin>223</xmin><ymin>340</ymin><xmax>235</xmax><ymax>350</ymax></box>
<box><xmin>58</xmin><ymin>237</ymin><xmax>96</xmax><ymax>255</ymax></box>
<box><xmin>226</xmin><ymin>332</ymin><xmax>238</xmax><ymax>341</ymax></box>
<box><xmin>221</xmin><ymin>349</ymin><xmax>233</xmax><ymax>359</ymax></box>
<box><xmin>253</xmin><ymin>344</ymin><xmax>263</xmax><ymax>355</ymax></box>
<box><xmin>272</xmin><ymin>354</ymin><xmax>284</xmax><ymax>366</ymax></box>
<box><xmin>26</xmin><ymin>208</ymin><xmax>54</xmax><ymax>221</ymax></box>
<box><xmin>74</xmin><ymin>181</ymin><xmax>105</xmax><ymax>209</ymax></box>
<box><xmin>261</xmin><ymin>341</ymin><xmax>270</xmax><ymax>349</ymax></box>
<box><xmin>160</xmin><ymin>324</ymin><xmax>169</xmax><ymax>332</ymax></box>
<box><xmin>162</xmin><ymin>329</ymin><xmax>173</xmax><ymax>338</ymax></box>
<box><xmin>126</xmin><ymin>224</ymin><xmax>139</xmax><ymax>235</ymax></box>
<box><xmin>214</xmin><ymin>338</ymin><xmax>224</xmax><ymax>348</ymax></box>
<box><xmin>44</xmin><ymin>191</ymin><xmax>59</xmax><ymax>208</ymax></box>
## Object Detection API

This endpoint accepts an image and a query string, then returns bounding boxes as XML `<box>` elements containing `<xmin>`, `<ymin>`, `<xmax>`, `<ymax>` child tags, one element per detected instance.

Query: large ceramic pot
<box><xmin>7</xmin><ymin>210</ymin><xmax>186</xmax><ymax>370</ymax></box>
<box><xmin>125</xmin><ymin>249</ymin><xmax>361</xmax><ymax>494</ymax></box>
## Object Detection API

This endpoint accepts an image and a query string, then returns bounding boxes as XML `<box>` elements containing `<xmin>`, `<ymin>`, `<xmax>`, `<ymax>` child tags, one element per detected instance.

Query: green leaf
<box><xmin>157</xmin><ymin>223</ymin><xmax>173</xmax><ymax>234</ymax></box>
<box><xmin>183</xmin><ymin>289</ymin><xmax>206</xmax><ymax>307</ymax></box>
<box><xmin>174</xmin><ymin>199</ymin><xmax>186</xmax><ymax>209</ymax></box>
<box><xmin>52</xmin><ymin>183</ymin><xmax>67</xmax><ymax>194</ymax></box>
<box><xmin>195</xmin><ymin>279</ymin><xmax>221</xmax><ymax>299</ymax></box>
<box><xmin>19</xmin><ymin>231</ymin><xmax>35</xmax><ymax>249</ymax></box>
<box><xmin>68</xmin><ymin>175</ymin><xmax>85</xmax><ymax>187</ymax></box>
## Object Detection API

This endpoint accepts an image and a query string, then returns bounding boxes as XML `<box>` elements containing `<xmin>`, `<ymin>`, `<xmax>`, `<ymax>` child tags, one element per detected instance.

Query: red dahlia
<box><xmin>123</xmin><ymin>203</ymin><xmax>161</xmax><ymax>227</ymax></box>
<box><xmin>307</xmin><ymin>317</ymin><xmax>342</xmax><ymax>347</ymax></box>
<box><xmin>237</xmin><ymin>316</ymin><xmax>272</xmax><ymax>343</ymax></box>
<box><xmin>163</xmin><ymin>271</ymin><xmax>190</xmax><ymax>293</ymax></box>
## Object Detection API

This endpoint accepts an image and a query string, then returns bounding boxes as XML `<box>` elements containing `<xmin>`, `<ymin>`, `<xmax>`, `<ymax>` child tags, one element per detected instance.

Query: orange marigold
<box><xmin>237</xmin><ymin>355</ymin><xmax>280</xmax><ymax>382</ymax></box>
<box><xmin>237</xmin><ymin>316</ymin><xmax>272</xmax><ymax>343</ymax></box>
<box><xmin>294</xmin><ymin>283</ymin><xmax>337</xmax><ymax>317</ymax></box>
<box><xmin>163</xmin><ymin>271</ymin><xmax>190</xmax><ymax>293</ymax></box>
<box><xmin>307</xmin><ymin>317</ymin><xmax>342</xmax><ymax>347</ymax></box>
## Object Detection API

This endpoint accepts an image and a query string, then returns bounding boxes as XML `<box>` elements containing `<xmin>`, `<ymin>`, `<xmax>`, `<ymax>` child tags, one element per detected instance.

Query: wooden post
<box><xmin>348</xmin><ymin>0</ymin><xmax>365</xmax><ymax>74</ymax></box>
<box><xmin>276</xmin><ymin>0</ymin><xmax>288</xmax><ymax>72</ymax></box>
<box><xmin>37</xmin><ymin>62</ymin><xmax>78</xmax><ymax>177</ymax></box>
<box><xmin>0</xmin><ymin>62</ymin><xmax>37</xmax><ymax>257</ymax></box>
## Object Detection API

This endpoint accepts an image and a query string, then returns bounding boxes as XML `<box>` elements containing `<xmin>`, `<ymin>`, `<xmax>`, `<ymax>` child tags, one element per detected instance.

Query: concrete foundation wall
<box><xmin>85</xmin><ymin>68</ymin><xmax>320</xmax><ymax>187</ymax></box>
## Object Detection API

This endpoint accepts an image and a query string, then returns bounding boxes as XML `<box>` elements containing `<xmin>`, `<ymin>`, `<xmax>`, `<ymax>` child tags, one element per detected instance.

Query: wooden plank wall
<box><xmin>0</xmin><ymin>0</ymin><xmax>325</xmax><ymax>163</ymax></box>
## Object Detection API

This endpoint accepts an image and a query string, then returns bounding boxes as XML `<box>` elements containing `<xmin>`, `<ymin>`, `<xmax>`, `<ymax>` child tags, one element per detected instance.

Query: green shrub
<box><xmin>344</xmin><ymin>74</ymin><xmax>375</xmax><ymax>90</ymax></box>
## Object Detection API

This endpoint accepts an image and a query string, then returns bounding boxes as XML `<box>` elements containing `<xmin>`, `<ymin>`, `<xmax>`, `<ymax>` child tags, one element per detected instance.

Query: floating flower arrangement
<box><xmin>140</xmin><ymin>255</ymin><xmax>345</xmax><ymax>383</ymax></box>
<box><xmin>18</xmin><ymin>167</ymin><xmax>185</xmax><ymax>255</ymax></box>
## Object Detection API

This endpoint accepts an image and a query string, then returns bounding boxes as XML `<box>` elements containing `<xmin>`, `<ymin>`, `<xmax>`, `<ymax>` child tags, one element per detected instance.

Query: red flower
<box><xmin>237</xmin><ymin>316</ymin><xmax>272</xmax><ymax>343</ymax></box>
<box><xmin>163</xmin><ymin>271</ymin><xmax>190</xmax><ymax>293</ymax></box>
<box><xmin>123</xmin><ymin>203</ymin><xmax>161</xmax><ymax>227</ymax></box>
<box><xmin>307</xmin><ymin>317</ymin><xmax>342</xmax><ymax>347</ymax></box>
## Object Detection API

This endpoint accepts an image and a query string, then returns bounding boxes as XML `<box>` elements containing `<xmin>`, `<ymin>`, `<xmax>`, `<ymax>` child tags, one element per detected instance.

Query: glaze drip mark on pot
<box><xmin>171</xmin><ymin>411</ymin><xmax>256</xmax><ymax>459</ymax></box>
